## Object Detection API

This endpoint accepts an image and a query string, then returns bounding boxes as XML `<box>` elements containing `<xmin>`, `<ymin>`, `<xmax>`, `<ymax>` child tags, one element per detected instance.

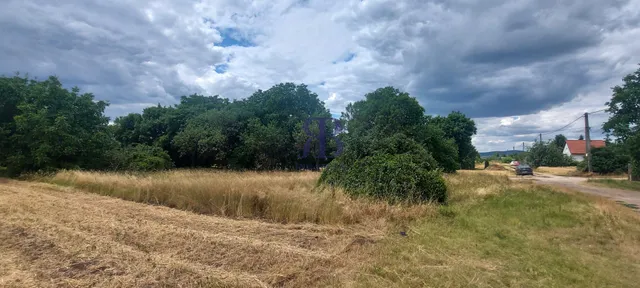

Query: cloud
<box><xmin>1</xmin><ymin>0</ymin><xmax>639</xmax><ymax>151</ymax></box>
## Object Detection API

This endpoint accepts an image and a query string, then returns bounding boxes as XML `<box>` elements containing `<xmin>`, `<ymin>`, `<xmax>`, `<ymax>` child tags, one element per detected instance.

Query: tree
<box><xmin>588</xmin><ymin>144</ymin><xmax>629</xmax><ymax>174</ymax></box>
<box><xmin>553</xmin><ymin>134</ymin><xmax>567</xmax><ymax>149</ymax></box>
<box><xmin>320</xmin><ymin>87</ymin><xmax>449</xmax><ymax>203</ymax></box>
<box><xmin>108</xmin><ymin>144</ymin><xmax>173</xmax><ymax>171</ymax></box>
<box><xmin>526</xmin><ymin>141</ymin><xmax>574</xmax><ymax>168</ymax></box>
<box><xmin>430</xmin><ymin>112</ymin><xmax>478</xmax><ymax>169</ymax></box>
<box><xmin>602</xmin><ymin>64</ymin><xmax>640</xmax><ymax>179</ymax></box>
<box><xmin>579</xmin><ymin>135</ymin><xmax>584</xmax><ymax>140</ymax></box>
<box><xmin>3</xmin><ymin>76</ymin><xmax>113</xmax><ymax>175</ymax></box>
<box><xmin>172</xmin><ymin>110</ymin><xmax>237</xmax><ymax>168</ymax></box>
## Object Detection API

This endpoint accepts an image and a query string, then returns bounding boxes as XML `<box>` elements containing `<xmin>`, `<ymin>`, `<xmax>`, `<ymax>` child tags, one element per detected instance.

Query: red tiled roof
<box><xmin>565</xmin><ymin>140</ymin><xmax>606</xmax><ymax>155</ymax></box>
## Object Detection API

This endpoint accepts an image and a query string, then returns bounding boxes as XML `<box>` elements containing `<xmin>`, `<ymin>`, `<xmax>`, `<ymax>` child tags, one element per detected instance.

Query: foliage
<box><xmin>602</xmin><ymin>65</ymin><xmax>640</xmax><ymax>181</ymax></box>
<box><xmin>321</xmin><ymin>87</ymin><xmax>452</xmax><ymax>203</ymax></box>
<box><xmin>320</xmin><ymin>154</ymin><xmax>447</xmax><ymax>203</ymax></box>
<box><xmin>501</xmin><ymin>156</ymin><xmax>514</xmax><ymax>164</ymax></box>
<box><xmin>553</xmin><ymin>134</ymin><xmax>567</xmax><ymax>149</ymax></box>
<box><xmin>1</xmin><ymin>75</ymin><xmax>479</xmax><ymax>178</ymax></box>
<box><xmin>526</xmin><ymin>141</ymin><xmax>574</xmax><ymax>168</ymax></box>
<box><xmin>589</xmin><ymin>145</ymin><xmax>629</xmax><ymax>174</ymax></box>
<box><xmin>430</xmin><ymin>112</ymin><xmax>478</xmax><ymax>169</ymax></box>
<box><xmin>1</xmin><ymin>75</ymin><xmax>113</xmax><ymax>176</ymax></box>
<box><xmin>108</xmin><ymin>144</ymin><xmax>173</xmax><ymax>171</ymax></box>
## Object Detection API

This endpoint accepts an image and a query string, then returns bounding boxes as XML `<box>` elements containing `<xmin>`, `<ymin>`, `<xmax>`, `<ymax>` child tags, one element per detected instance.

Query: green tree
<box><xmin>108</xmin><ymin>144</ymin><xmax>173</xmax><ymax>171</ymax></box>
<box><xmin>431</xmin><ymin>112</ymin><xmax>479</xmax><ymax>169</ymax></box>
<box><xmin>320</xmin><ymin>87</ymin><xmax>448</xmax><ymax>203</ymax></box>
<box><xmin>553</xmin><ymin>134</ymin><xmax>567</xmax><ymax>149</ymax></box>
<box><xmin>588</xmin><ymin>144</ymin><xmax>629</xmax><ymax>174</ymax></box>
<box><xmin>526</xmin><ymin>141</ymin><xmax>574</xmax><ymax>168</ymax></box>
<box><xmin>602</xmin><ymin>64</ymin><xmax>640</xmax><ymax>179</ymax></box>
<box><xmin>579</xmin><ymin>135</ymin><xmax>584</xmax><ymax>140</ymax></box>
<box><xmin>172</xmin><ymin>109</ymin><xmax>239</xmax><ymax>168</ymax></box>
<box><xmin>3</xmin><ymin>76</ymin><xmax>113</xmax><ymax>175</ymax></box>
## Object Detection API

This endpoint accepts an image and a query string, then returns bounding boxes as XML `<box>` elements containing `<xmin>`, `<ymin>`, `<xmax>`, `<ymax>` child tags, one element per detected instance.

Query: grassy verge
<box><xmin>357</xmin><ymin>184</ymin><xmax>640</xmax><ymax>287</ymax></box>
<box><xmin>588</xmin><ymin>178</ymin><xmax>640</xmax><ymax>191</ymax></box>
<box><xmin>44</xmin><ymin>170</ymin><xmax>435</xmax><ymax>225</ymax></box>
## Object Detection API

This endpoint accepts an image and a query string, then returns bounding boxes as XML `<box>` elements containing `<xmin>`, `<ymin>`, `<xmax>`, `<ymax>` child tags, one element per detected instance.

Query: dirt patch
<box><xmin>485</xmin><ymin>164</ymin><xmax>507</xmax><ymax>171</ymax></box>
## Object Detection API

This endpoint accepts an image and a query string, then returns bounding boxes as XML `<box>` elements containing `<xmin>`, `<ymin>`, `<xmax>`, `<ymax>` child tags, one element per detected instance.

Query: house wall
<box><xmin>571</xmin><ymin>154</ymin><xmax>584</xmax><ymax>162</ymax></box>
<box><xmin>563</xmin><ymin>144</ymin><xmax>571</xmax><ymax>157</ymax></box>
<box><xmin>563</xmin><ymin>143</ymin><xmax>585</xmax><ymax>162</ymax></box>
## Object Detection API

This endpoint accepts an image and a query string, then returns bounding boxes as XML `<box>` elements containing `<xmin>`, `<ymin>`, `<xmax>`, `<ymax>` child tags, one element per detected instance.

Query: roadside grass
<box><xmin>536</xmin><ymin>166</ymin><xmax>628</xmax><ymax>179</ymax></box>
<box><xmin>589</xmin><ymin>178</ymin><xmax>640</xmax><ymax>192</ymax></box>
<box><xmin>358</xmin><ymin>185</ymin><xmax>640</xmax><ymax>288</ymax></box>
<box><xmin>43</xmin><ymin>170</ymin><xmax>436</xmax><ymax>225</ymax></box>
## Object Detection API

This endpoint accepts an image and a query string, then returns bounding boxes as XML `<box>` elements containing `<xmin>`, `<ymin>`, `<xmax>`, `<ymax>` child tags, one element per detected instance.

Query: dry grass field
<box><xmin>1</xmin><ymin>170</ymin><xmax>640</xmax><ymax>287</ymax></box>
<box><xmin>534</xmin><ymin>166</ymin><xmax>581</xmax><ymax>176</ymax></box>
<box><xmin>535</xmin><ymin>166</ymin><xmax>628</xmax><ymax>178</ymax></box>
<box><xmin>46</xmin><ymin>170</ymin><xmax>432</xmax><ymax>225</ymax></box>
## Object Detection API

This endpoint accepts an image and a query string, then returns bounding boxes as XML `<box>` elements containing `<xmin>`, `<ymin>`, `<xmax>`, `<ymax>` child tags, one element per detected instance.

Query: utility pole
<box><xmin>522</xmin><ymin>142</ymin><xmax>525</xmax><ymax>151</ymax></box>
<box><xmin>585</xmin><ymin>112</ymin><xmax>592</xmax><ymax>173</ymax></box>
<box><xmin>539</xmin><ymin>133</ymin><xmax>542</xmax><ymax>143</ymax></box>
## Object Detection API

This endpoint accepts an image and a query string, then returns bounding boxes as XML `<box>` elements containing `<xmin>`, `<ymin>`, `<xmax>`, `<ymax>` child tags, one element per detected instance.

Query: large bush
<box><xmin>526</xmin><ymin>142</ymin><xmax>574</xmax><ymax>167</ymax></box>
<box><xmin>319</xmin><ymin>154</ymin><xmax>447</xmax><ymax>203</ymax></box>
<box><xmin>108</xmin><ymin>144</ymin><xmax>174</xmax><ymax>171</ymax></box>
<box><xmin>578</xmin><ymin>145</ymin><xmax>629</xmax><ymax>174</ymax></box>
<box><xmin>319</xmin><ymin>87</ymin><xmax>450</xmax><ymax>203</ymax></box>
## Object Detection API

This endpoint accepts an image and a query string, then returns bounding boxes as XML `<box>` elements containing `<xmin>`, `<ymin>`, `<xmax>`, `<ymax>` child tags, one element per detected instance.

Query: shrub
<box><xmin>591</xmin><ymin>146</ymin><xmax>629</xmax><ymax>174</ymax></box>
<box><xmin>108</xmin><ymin>144</ymin><xmax>174</xmax><ymax>171</ymax></box>
<box><xmin>501</xmin><ymin>156</ymin><xmax>514</xmax><ymax>163</ymax></box>
<box><xmin>576</xmin><ymin>160</ymin><xmax>587</xmax><ymax>172</ymax></box>
<box><xmin>320</xmin><ymin>153</ymin><xmax>448</xmax><ymax>204</ymax></box>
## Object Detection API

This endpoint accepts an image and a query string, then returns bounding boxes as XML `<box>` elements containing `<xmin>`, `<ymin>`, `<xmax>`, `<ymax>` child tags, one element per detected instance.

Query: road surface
<box><xmin>512</xmin><ymin>173</ymin><xmax>640</xmax><ymax>211</ymax></box>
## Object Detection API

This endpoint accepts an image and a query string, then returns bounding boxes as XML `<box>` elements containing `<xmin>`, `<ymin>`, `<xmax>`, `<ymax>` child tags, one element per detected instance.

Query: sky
<box><xmin>1</xmin><ymin>0</ymin><xmax>639</xmax><ymax>152</ymax></box>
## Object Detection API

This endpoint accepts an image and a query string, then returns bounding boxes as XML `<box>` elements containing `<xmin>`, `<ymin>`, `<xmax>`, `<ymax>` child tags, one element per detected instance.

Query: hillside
<box><xmin>479</xmin><ymin>150</ymin><xmax>524</xmax><ymax>158</ymax></box>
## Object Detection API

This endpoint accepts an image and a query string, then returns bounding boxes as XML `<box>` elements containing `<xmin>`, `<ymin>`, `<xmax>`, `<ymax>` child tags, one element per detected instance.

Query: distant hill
<box><xmin>479</xmin><ymin>150</ymin><xmax>524</xmax><ymax>158</ymax></box>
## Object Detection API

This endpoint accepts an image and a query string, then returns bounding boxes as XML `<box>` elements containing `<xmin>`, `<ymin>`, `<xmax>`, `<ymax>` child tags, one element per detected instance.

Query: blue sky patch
<box><xmin>218</xmin><ymin>28</ymin><xmax>254</xmax><ymax>47</ymax></box>
<box><xmin>215</xmin><ymin>64</ymin><xmax>228</xmax><ymax>74</ymax></box>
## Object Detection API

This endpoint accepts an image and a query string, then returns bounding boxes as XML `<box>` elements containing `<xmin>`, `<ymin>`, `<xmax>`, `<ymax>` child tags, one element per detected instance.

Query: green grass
<box><xmin>357</xmin><ymin>186</ymin><xmax>640</xmax><ymax>288</ymax></box>
<box><xmin>589</xmin><ymin>178</ymin><xmax>640</xmax><ymax>192</ymax></box>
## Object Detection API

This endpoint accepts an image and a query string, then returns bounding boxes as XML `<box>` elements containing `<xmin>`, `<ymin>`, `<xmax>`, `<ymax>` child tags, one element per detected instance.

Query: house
<box><xmin>563</xmin><ymin>140</ymin><xmax>606</xmax><ymax>162</ymax></box>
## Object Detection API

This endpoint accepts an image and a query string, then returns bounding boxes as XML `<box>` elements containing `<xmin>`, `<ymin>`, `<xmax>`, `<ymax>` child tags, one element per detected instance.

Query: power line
<box><xmin>540</xmin><ymin>114</ymin><xmax>584</xmax><ymax>136</ymax></box>
<box><xmin>588</xmin><ymin>108</ymin><xmax>607</xmax><ymax>114</ymax></box>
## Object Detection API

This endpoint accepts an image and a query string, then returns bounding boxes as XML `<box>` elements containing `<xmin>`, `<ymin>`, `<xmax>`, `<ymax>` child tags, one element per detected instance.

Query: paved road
<box><xmin>512</xmin><ymin>173</ymin><xmax>640</xmax><ymax>210</ymax></box>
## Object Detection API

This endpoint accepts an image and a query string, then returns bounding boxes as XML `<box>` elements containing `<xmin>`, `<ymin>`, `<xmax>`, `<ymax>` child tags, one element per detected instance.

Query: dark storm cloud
<box><xmin>0</xmin><ymin>0</ymin><xmax>224</xmax><ymax>118</ymax></box>
<box><xmin>344</xmin><ymin>0</ymin><xmax>635</xmax><ymax>118</ymax></box>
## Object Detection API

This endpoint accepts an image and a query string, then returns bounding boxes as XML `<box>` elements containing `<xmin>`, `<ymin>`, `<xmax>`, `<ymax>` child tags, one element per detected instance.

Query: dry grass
<box><xmin>44</xmin><ymin>170</ymin><xmax>434</xmax><ymax>226</ymax></box>
<box><xmin>535</xmin><ymin>166</ymin><xmax>628</xmax><ymax>178</ymax></box>
<box><xmin>535</xmin><ymin>166</ymin><xmax>582</xmax><ymax>176</ymax></box>
<box><xmin>0</xmin><ymin>180</ymin><xmax>383</xmax><ymax>287</ymax></box>
<box><xmin>3</xmin><ymin>170</ymin><xmax>640</xmax><ymax>287</ymax></box>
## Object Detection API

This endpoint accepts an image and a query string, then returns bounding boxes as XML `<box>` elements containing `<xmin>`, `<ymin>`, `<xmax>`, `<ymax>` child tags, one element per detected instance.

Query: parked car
<box><xmin>515</xmin><ymin>164</ymin><xmax>533</xmax><ymax>176</ymax></box>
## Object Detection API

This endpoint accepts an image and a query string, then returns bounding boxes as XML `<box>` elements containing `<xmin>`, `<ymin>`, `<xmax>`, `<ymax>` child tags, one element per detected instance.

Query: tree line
<box><xmin>0</xmin><ymin>74</ymin><xmax>479</xmax><ymax>178</ymax></box>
